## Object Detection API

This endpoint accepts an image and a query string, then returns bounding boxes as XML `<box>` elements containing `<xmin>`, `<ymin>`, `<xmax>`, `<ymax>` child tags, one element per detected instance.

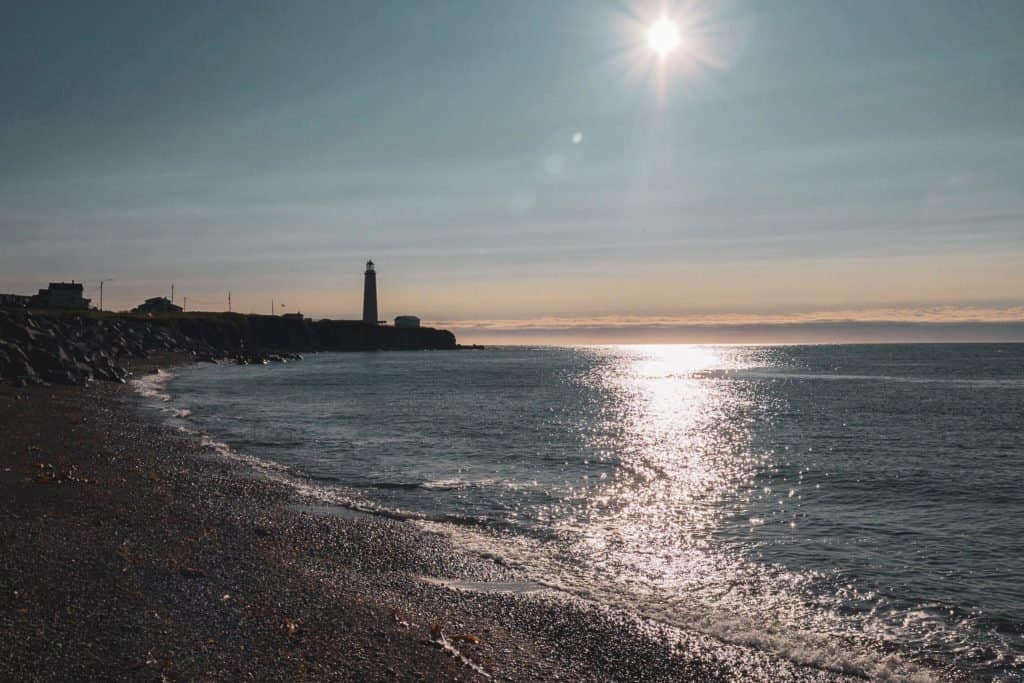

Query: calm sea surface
<box><xmin>156</xmin><ymin>345</ymin><xmax>1024</xmax><ymax>680</ymax></box>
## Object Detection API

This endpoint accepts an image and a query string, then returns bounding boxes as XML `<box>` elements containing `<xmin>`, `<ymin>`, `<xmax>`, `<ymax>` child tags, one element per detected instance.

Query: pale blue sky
<box><xmin>2</xmin><ymin>1</ymin><xmax>1023</xmax><ymax>339</ymax></box>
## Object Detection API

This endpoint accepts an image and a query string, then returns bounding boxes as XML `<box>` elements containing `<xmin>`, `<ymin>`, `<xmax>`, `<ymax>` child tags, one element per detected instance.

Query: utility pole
<box><xmin>271</xmin><ymin>299</ymin><xmax>274</xmax><ymax>316</ymax></box>
<box><xmin>228</xmin><ymin>291</ymin><xmax>232</xmax><ymax>313</ymax></box>
<box><xmin>171</xmin><ymin>283</ymin><xmax>175</xmax><ymax>304</ymax></box>
<box><xmin>183</xmin><ymin>296</ymin><xmax>187</xmax><ymax>312</ymax></box>
<box><xmin>98</xmin><ymin>278</ymin><xmax>113</xmax><ymax>312</ymax></box>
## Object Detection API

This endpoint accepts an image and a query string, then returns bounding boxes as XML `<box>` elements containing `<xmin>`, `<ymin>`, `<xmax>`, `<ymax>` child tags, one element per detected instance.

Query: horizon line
<box><xmin>432</xmin><ymin>314</ymin><xmax>1024</xmax><ymax>344</ymax></box>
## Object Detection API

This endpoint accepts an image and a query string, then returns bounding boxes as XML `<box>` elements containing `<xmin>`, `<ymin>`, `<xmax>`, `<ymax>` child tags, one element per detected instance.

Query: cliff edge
<box><xmin>0</xmin><ymin>309</ymin><xmax>458</xmax><ymax>386</ymax></box>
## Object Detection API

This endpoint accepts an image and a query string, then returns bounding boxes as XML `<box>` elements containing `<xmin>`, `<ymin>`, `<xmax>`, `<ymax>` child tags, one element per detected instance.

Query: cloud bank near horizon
<box><xmin>433</xmin><ymin>306</ymin><xmax>1024</xmax><ymax>343</ymax></box>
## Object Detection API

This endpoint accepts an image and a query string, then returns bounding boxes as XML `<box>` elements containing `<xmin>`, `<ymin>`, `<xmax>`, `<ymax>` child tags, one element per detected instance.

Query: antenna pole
<box><xmin>98</xmin><ymin>278</ymin><xmax>113</xmax><ymax>312</ymax></box>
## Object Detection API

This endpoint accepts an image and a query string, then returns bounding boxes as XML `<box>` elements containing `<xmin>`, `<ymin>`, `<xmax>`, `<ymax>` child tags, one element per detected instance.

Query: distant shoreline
<box><xmin>0</xmin><ymin>308</ymin><xmax>460</xmax><ymax>386</ymax></box>
<box><xmin>450</xmin><ymin>320</ymin><xmax>1024</xmax><ymax>346</ymax></box>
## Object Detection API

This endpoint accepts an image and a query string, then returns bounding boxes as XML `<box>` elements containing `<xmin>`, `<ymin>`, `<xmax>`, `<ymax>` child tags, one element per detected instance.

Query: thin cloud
<box><xmin>430</xmin><ymin>306</ymin><xmax>1024</xmax><ymax>332</ymax></box>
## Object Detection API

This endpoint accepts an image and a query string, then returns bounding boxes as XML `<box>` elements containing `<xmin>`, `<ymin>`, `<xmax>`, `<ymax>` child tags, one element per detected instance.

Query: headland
<box><xmin>0</xmin><ymin>308</ymin><xmax>460</xmax><ymax>386</ymax></box>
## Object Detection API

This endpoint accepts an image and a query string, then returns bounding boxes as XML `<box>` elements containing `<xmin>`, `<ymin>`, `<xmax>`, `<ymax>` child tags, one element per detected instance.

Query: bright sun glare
<box><xmin>647</xmin><ymin>17</ymin><xmax>681</xmax><ymax>58</ymax></box>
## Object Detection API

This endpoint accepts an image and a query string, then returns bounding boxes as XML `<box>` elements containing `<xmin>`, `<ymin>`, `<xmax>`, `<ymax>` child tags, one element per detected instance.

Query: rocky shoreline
<box><xmin>0</xmin><ymin>309</ymin><xmax>456</xmax><ymax>387</ymax></box>
<box><xmin>0</xmin><ymin>352</ymin><xmax>884</xmax><ymax>681</ymax></box>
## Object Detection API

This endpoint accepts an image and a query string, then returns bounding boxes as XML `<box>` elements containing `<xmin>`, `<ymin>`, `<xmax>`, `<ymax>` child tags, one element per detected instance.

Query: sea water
<box><xmin>157</xmin><ymin>345</ymin><xmax>1024</xmax><ymax>680</ymax></box>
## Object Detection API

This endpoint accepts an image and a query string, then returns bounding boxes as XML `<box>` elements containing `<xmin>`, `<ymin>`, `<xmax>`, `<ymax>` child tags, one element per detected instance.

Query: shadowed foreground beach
<box><xmin>0</xmin><ymin>357</ymin><xmax>872</xmax><ymax>681</ymax></box>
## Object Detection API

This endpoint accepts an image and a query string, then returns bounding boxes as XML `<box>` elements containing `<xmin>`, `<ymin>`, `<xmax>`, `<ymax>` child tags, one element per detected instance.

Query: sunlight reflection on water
<box><xmin>543</xmin><ymin>345</ymin><xmax>942</xmax><ymax>679</ymax></box>
<box><xmin>561</xmin><ymin>346</ymin><xmax>758</xmax><ymax>587</ymax></box>
<box><xmin>166</xmin><ymin>343</ymin><xmax>1024</xmax><ymax>679</ymax></box>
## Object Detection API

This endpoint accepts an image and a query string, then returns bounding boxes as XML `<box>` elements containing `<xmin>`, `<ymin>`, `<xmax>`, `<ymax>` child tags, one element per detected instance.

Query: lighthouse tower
<box><xmin>362</xmin><ymin>260</ymin><xmax>378</xmax><ymax>325</ymax></box>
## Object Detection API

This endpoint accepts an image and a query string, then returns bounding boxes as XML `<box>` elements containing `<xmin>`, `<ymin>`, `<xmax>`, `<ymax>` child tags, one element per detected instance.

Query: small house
<box><xmin>30</xmin><ymin>282</ymin><xmax>91</xmax><ymax>309</ymax></box>
<box><xmin>132</xmin><ymin>297</ymin><xmax>183</xmax><ymax>313</ymax></box>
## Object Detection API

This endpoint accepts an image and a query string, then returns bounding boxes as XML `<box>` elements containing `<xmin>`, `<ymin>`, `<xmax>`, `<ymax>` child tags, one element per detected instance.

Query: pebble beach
<box><xmin>0</xmin><ymin>355</ymin><xmax>875</xmax><ymax>681</ymax></box>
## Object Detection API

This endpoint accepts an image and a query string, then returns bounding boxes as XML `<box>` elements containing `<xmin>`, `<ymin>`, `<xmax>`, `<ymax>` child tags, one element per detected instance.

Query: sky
<box><xmin>2</xmin><ymin>0</ymin><xmax>1023</xmax><ymax>343</ymax></box>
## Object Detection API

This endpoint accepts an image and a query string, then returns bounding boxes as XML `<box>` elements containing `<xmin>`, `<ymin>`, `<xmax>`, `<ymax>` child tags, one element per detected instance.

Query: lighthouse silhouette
<box><xmin>362</xmin><ymin>260</ymin><xmax>378</xmax><ymax>325</ymax></box>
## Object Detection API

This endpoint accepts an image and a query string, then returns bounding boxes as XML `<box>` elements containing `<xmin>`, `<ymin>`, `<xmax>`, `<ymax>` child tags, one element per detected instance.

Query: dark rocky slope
<box><xmin>0</xmin><ymin>309</ymin><xmax>458</xmax><ymax>386</ymax></box>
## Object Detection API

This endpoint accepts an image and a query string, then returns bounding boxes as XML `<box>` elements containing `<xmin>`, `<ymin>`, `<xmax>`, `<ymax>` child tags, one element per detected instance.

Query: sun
<box><xmin>647</xmin><ymin>17</ymin><xmax>681</xmax><ymax>58</ymax></box>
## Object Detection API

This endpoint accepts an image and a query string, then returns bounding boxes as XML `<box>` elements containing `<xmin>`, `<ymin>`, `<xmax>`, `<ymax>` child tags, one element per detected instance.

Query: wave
<box><xmin>367</xmin><ymin>481</ymin><xmax>426</xmax><ymax>490</ymax></box>
<box><xmin>279</xmin><ymin>479</ymin><xmax>496</xmax><ymax>529</ymax></box>
<box><xmin>130</xmin><ymin>369</ymin><xmax>175</xmax><ymax>402</ymax></box>
<box><xmin>695</xmin><ymin>368</ymin><xmax>1024</xmax><ymax>387</ymax></box>
<box><xmin>234</xmin><ymin>438</ymin><xmax>309</xmax><ymax>449</ymax></box>
<box><xmin>131</xmin><ymin>370</ymin><xmax>195</xmax><ymax>421</ymax></box>
<box><xmin>367</xmin><ymin>478</ymin><xmax>502</xmax><ymax>492</ymax></box>
<box><xmin>197</xmin><ymin>435</ymin><xmax>295</xmax><ymax>476</ymax></box>
<box><xmin>130</xmin><ymin>372</ymin><xmax>501</xmax><ymax>529</ymax></box>
<box><xmin>154</xmin><ymin>439</ymin><xmax>942</xmax><ymax>679</ymax></box>
<box><xmin>417</xmin><ymin>522</ymin><xmax>942</xmax><ymax>683</ymax></box>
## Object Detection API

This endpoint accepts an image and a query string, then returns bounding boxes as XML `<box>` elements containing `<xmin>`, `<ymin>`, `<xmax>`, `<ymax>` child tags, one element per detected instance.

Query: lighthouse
<box><xmin>362</xmin><ymin>260</ymin><xmax>378</xmax><ymax>325</ymax></box>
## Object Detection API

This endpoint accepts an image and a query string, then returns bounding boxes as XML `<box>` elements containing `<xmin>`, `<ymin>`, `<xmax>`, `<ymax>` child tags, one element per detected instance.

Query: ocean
<box><xmin>145</xmin><ymin>344</ymin><xmax>1024</xmax><ymax>680</ymax></box>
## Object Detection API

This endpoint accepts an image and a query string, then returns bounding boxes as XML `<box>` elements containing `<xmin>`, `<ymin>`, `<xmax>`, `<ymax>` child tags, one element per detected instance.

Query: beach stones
<box><xmin>0</xmin><ymin>307</ymin><xmax>328</xmax><ymax>387</ymax></box>
<box><xmin>0</xmin><ymin>311</ymin><xmax>137</xmax><ymax>385</ymax></box>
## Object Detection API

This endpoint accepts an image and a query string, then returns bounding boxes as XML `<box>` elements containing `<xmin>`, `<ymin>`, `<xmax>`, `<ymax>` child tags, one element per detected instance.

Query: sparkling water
<box><xmin>161</xmin><ymin>344</ymin><xmax>1024</xmax><ymax>680</ymax></box>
